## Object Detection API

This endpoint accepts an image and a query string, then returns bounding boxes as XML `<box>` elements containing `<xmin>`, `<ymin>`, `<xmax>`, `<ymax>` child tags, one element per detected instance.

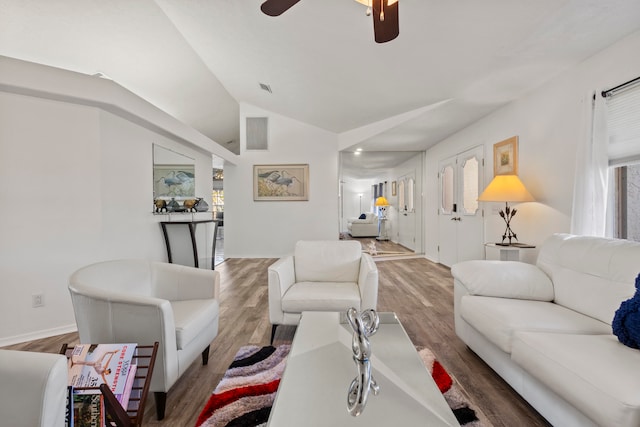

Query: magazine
<box><xmin>115</xmin><ymin>363</ymin><xmax>137</xmax><ymax>411</ymax></box>
<box><xmin>73</xmin><ymin>392</ymin><xmax>104</xmax><ymax>427</ymax></box>
<box><xmin>68</xmin><ymin>343</ymin><xmax>137</xmax><ymax>395</ymax></box>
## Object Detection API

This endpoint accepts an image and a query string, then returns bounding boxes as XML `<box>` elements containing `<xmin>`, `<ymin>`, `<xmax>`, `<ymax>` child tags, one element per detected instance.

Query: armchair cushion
<box><xmin>281</xmin><ymin>281</ymin><xmax>362</xmax><ymax>312</ymax></box>
<box><xmin>452</xmin><ymin>260</ymin><xmax>554</xmax><ymax>301</ymax></box>
<box><xmin>171</xmin><ymin>299</ymin><xmax>220</xmax><ymax>350</ymax></box>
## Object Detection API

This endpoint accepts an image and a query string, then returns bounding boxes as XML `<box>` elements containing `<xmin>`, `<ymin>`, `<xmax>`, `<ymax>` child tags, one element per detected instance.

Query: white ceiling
<box><xmin>2</xmin><ymin>0</ymin><xmax>640</xmax><ymax>175</ymax></box>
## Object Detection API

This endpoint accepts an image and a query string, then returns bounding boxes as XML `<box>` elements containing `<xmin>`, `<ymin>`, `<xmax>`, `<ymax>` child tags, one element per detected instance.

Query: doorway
<box><xmin>437</xmin><ymin>145</ymin><xmax>484</xmax><ymax>267</ymax></box>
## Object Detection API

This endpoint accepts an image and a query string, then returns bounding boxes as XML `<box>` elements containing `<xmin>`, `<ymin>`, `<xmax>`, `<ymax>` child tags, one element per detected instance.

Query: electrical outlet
<box><xmin>32</xmin><ymin>293</ymin><xmax>44</xmax><ymax>308</ymax></box>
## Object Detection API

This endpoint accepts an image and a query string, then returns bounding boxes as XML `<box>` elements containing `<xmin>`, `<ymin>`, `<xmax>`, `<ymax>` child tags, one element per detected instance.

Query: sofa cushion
<box><xmin>281</xmin><ymin>281</ymin><xmax>361</xmax><ymax>313</ymax></box>
<box><xmin>452</xmin><ymin>260</ymin><xmax>554</xmax><ymax>301</ymax></box>
<box><xmin>294</xmin><ymin>240</ymin><xmax>361</xmax><ymax>282</ymax></box>
<box><xmin>171</xmin><ymin>299</ymin><xmax>219</xmax><ymax>350</ymax></box>
<box><xmin>512</xmin><ymin>332</ymin><xmax>640</xmax><ymax>427</ymax></box>
<box><xmin>460</xmin><ymin>295</ymin><xmax>610</xmax><ymax>353</ymax></box>
<box><xmin>536</xmin><ymin>234</ymin><xmax>640</xmax><ymax>324</ymax></box>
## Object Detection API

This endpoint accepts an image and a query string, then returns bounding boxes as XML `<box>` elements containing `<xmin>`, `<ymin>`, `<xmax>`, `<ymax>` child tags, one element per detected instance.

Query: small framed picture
<box><xmin>391</xmin><ymin>181</ymin><xmax>397</xmax><ymax>196</ymax></box>
<box><xmin>253</xmin><ymin>164</ymin><xmax>309</xmax><ymax>201</ymax></box>
<box><xmin>493</xmin><ymin>136</ymin><xmax>518</xmax><ymax>176</ymax></box>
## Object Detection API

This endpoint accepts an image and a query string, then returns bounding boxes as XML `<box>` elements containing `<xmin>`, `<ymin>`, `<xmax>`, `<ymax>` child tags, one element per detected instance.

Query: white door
<box><xmin>397</xmin><ymin>173</ymin><xmax>416</xmax><ymax>250</ymax></box>
<box><xmin>438</xmin><ymin>146</ymin><xmax>484</xmax><ymax>267</ymax></box>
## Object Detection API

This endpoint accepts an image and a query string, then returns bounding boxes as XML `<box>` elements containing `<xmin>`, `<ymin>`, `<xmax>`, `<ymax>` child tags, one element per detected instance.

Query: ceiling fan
<box><xmin>260</xmin><ymin>0</ymin><xmax>399</xmax><ymax>43</ymax></box>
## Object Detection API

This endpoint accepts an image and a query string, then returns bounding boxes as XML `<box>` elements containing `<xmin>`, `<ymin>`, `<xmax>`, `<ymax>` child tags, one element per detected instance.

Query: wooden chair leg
<box><xmin>201</xmin><ymin>345</ymin><xmax>210</xmax><ymax>365</ymax></box>
<box><xmin>270</xmin><ymin>324</ymin><xmax>278</xmax><ymax>345</ymax></box>
<box><xmin>154</xmin><ymin>391</ymin><xmax>167</xmax><ymax>420</ymax></box>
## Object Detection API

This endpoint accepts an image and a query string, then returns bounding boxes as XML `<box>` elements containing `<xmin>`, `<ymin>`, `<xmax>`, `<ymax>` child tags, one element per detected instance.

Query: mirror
<box><xmin>153</xmin><ymin>144</ymin><xmax>196</xmax><ymax>201</ymax></box>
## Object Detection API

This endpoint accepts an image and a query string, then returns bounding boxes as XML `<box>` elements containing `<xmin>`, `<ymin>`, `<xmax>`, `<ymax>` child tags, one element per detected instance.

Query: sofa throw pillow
<box><xmin>612</xmin><ymin>273</ymin><xmax>640</xmax><ymax>349</ymax></box>
<box><xmin>359</xmin><ymin>213</ymin><xmax>366</xmax><ymax>219</ymax></box>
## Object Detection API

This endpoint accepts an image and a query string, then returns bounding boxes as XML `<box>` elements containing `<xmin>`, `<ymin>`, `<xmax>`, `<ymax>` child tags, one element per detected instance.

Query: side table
<box><xmin>484</xmin><ymin>243</ymin><xmax>536</xmax><ymax>261</ymax></box>
<box><xmin>60</xmin><ymin>342</ymin><xmax>158</xmax><ymax>427</ymax></box>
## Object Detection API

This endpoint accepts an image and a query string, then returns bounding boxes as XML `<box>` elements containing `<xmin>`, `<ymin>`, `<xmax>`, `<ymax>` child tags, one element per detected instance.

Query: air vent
<box><xmin>246</xmin><ymin>117</ymin><xmax>269</xmax><ymax>150</ymax></box>
<box><xmin>259</xmin><ymin>83</ymin><xmax>272</xmax><ymax>93</ymax></box>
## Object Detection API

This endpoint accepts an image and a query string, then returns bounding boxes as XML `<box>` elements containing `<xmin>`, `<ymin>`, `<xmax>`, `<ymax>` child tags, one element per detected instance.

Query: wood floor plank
<box><xmin>2</xmin><ymin>257</ymin><xmax>551</xmax><ymax>427</ymax></box>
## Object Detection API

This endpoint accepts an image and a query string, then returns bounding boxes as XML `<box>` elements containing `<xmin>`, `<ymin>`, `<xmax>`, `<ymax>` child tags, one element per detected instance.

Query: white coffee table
<box><xmin>267</xmin><ymin>311</ymin><xmax>461</xmax><ymax>426</ymax></box>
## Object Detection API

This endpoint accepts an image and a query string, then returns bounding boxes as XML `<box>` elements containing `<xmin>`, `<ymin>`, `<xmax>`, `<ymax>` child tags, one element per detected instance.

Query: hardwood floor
<box><xmin>3</xmin><ymin>257</ymin><xmax>551</xmax><ymax>427</ymax></box>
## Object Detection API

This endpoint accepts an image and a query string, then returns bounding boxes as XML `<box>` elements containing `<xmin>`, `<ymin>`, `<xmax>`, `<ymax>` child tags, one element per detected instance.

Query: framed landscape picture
<box><xmin>253</xmin><ymin>164</ymin><xmax>309</xmax><ymax>201</ymax></box>
<box><xmin>493</xmin><ymin>136</ymin><xmax>518</xmax><ymax>176</ymax></box>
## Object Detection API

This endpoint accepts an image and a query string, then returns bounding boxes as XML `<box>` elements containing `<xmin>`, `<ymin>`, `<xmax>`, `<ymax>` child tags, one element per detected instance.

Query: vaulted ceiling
<box><xmin>2</xmin><ymin>0</ymin><xmax>640</xmax><ymax>169</ymax></box>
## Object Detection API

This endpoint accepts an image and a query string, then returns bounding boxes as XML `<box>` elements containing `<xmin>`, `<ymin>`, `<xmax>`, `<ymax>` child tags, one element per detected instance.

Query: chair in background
<box><xmin>268</xmin><ymin>240</ymin><xmax>378</xmax><ymax>342</ymax></box>
<box><xmin>69</xmin><ymin>259</ymin><xmax>220</xmax><ymax>420</ymax></box>
<box><xmin>0</xmin><ymin>349</ymin><xmax>68</xmax><ymax>427</ymax></box>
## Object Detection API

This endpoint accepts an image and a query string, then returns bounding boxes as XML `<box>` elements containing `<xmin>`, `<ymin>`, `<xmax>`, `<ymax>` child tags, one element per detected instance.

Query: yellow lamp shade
<box><xmin>375</xmin><ymin>196</ymin><xmax>389</xmax><ymax>207</ymax></box>
<box><xmin>478</xmin><ymin>175</ymin><xmax>534</xmax><ymax>202</ymax></box>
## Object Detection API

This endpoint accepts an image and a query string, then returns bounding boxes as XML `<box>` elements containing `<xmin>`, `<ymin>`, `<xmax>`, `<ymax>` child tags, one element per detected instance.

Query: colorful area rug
<box><xmin>195</xmin><ymin>345</ymin><xmax>490</xmax><ymax>427</ymax></box>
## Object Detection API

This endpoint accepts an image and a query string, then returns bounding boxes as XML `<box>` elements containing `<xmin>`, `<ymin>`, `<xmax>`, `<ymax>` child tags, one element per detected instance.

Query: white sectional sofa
<box><xmin>452</xmin><ymin>233</ymin><xmax>640</xmax><ymax>427</ymax></box>
<box><xmin>347</xmin><ymin>213</ymin><xmax>379</xmax><ymax>237</ymax></box>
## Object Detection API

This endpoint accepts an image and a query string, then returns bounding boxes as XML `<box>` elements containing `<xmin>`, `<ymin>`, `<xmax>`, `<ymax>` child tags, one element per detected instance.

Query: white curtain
<box><xmin>570</xmin><ymin>91</ymin><xmax>610</xmax><ymax>237</ymax></box>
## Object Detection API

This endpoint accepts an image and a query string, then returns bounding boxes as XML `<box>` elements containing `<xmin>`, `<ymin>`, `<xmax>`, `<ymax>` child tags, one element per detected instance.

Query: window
<box><xmin>605</xmin><ymin>79</ymin><xmax>640</xmax><ymax>241</ymax></box>
<box><xmin>613</xmin><ymin>163</ymin><xmax>640</xmax><ymax>241</ymax></box>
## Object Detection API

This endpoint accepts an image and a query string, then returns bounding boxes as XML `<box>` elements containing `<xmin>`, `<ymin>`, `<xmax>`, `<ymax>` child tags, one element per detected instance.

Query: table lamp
<box><xmin>477</xmin><ymin>175</ymin><xmax>534</xmax><ymax>246</ymax></box>
<box><xmin>375</xmin><ymin>196</ymin><xmax>390</xmax><ymax>241</ymax></box>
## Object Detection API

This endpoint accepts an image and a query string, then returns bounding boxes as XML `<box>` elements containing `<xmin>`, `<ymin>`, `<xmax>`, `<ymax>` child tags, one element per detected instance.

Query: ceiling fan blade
<box><xmin>372</xmin><ymin>0</ymin><xmax>399</xmax><ymax>43</ymax></box>
<box><xmin>260</xmin><ymin>0</ymin><xmax>301</xmax><ymax>16</ymax></box>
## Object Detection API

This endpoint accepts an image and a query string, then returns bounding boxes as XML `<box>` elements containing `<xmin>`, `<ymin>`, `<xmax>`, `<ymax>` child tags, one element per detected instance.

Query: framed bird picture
<box><xmin>253</xmin><ymin>164</ymin><xmax>309</xmax><ymax>201</ymax></box>
<box><xmin>153</xmin><ymin>164</ymin><xmax>196</xmax><ymax>198</ymax></box>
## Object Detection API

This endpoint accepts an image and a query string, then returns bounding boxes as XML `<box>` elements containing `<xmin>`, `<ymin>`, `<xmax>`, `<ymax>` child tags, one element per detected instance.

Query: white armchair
<box><xmin>347</xmin><ymin>213</ymin><xmax>379</xmax><ymax>237</ymax></box>
<box><xmin>268</xmin><ymin>240</ymin><xmax>378</xmax><ymax>342</ymax></box>
<box><xmin>0</xmin><ymin>349</ymin><xmax>68</xmax><ymax>427</ymax></box>
<box><xmin>69</xmin><ymin>259</ymin><xmax>220</xmax><ymax>420</ymax></box>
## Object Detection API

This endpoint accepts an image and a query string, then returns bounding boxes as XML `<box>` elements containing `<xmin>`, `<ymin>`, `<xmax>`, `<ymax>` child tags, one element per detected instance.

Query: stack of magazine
<box><xmin>65</xmin><ymin>343</ymin><xmax>137</xmax><ymax>427</ymax></box>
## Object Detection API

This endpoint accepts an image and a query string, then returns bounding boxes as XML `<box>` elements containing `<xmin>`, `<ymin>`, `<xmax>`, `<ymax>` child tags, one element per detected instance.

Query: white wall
<box><xmin>224</xmin><ymin>103</ymin><xmax>340</xmax><ymax>258</ymax></box>
<box><xmin>424</xmin><ymin>29</ymin><xmax>640</xmax><ymax>262</ymax></box>
<box><xmin>0</xmin><ymin>62</ymin><xmax>215</xmax><ymax>345</ymax></box>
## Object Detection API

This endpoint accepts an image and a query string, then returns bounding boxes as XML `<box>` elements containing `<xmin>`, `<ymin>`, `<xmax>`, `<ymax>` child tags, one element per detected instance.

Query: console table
<box><xmin>484</xmin><ymin>242</ymin><xmax>536</xmax><ymax>262</ymax></box>
<box><xmin>160</xmin><ymin>219</ymin><xmax>219</xmax><ymax>269</ymax></box>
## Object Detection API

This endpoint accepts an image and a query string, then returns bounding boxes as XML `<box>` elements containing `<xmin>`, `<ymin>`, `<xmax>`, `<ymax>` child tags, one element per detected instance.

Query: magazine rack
<box><xmin>61</xmin><ymin>342</ymin><xmax>158</xmax><ymax>427</ymax></box>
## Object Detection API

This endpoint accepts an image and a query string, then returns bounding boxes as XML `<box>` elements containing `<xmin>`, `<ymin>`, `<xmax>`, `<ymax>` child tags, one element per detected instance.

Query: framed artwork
<box><xmin>153</xmin><ymin>164</ymin><xmax>195</xmax><ymax>198</ymax></box>
<box><xmin>391</xmin><ymin>181</ymin><xmax>397</xmax><ymax>196</ymax></box>
<box><xmin>253</xmin><ymin>164</ymin><xmax>309</xmax><ymax>201</ymax></box>
<box><xmin>493</xmin><ymin>136</ymin><xmax>518</xmax><ymax>176</ymax></box>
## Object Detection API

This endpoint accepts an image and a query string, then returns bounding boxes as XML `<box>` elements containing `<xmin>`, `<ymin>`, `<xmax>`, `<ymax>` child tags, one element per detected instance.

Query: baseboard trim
<box><xmin>0</xmin><ymin>324</ymin><xmax>77</xmax><ymax>347</ymax></box>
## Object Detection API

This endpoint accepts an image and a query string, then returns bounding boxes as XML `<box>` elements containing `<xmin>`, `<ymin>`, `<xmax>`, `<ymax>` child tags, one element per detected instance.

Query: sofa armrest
<box><xmin>358</xmin><ymin>253</ymin><xmax>379</xmax><ymax>310</ymax></box>
<box><xmin>268</xmin><ymin>256</ymin><xmax>296</xmax><ymax>324</ymax></box>
<box><xmin>153</xmin><ymin>263</ymin><xmax>220</xmax><ymax>301</ymax></box>
<box><xmin>0</xmin><ymin>350</ymin><xmax>68</xmax><ymax>427</ymax></box>
<box><xmin>451</xmin><ymin>260</ymin><xmax>554</xmax><ymax>301</ymax></box>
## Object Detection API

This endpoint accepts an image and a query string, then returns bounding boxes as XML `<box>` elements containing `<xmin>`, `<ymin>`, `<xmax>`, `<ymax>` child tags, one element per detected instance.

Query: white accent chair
<box><xmin>347</xmin><ymin>213</ymin><xmax>379</xmax><ymax>237</ymax></box>
<box><xmin>0</xmin><ymin>349</ymin><xmax>68</xmax><ymax>427</ymax></box>
<box><xmin>268</xmin><ymin>240</ymin><xmax>378</xmax><ymax>342</ymax></box>
<box><xmin>69</xmin><ymin>259</ymin><xmax>220</xmax><ymax>420</ymax></box>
